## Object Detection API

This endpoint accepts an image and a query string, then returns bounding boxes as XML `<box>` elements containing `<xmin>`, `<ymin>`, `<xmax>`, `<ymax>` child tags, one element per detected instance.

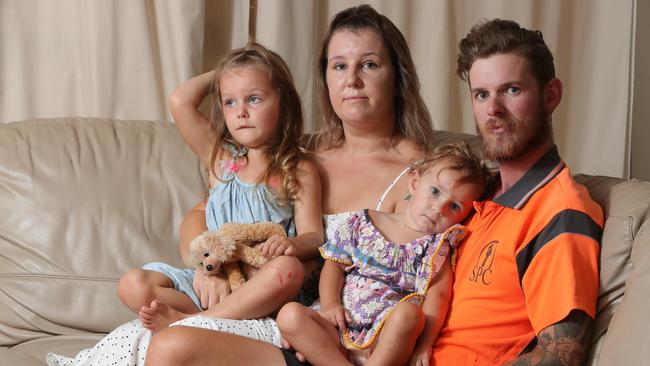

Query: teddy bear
<box><xmin>189</xmin><ymin>222</ymin><xmax>287</xmax><ymax>290</ymax></box>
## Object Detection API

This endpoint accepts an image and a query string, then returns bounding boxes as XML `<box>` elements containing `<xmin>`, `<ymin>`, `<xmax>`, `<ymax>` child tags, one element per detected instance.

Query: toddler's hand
<box><xmin>258</xmin><ymin>235</ymin><xmax>296</xmax><ymax>258</ymax></box>
<box><xmin>192</xmin><ymin>272</ymin><xmax>230</xmax><ymax>310</ymax></box>
<box><xmin>319</xmin><ymin>303</ymin><xmax>351</xmax><ymax>331</ymax></box>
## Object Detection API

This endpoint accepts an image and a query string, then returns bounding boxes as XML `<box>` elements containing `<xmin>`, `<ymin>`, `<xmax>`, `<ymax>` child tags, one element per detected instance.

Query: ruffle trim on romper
<box><xmin>339</xmin><ymin>224</ymin><xmax>467</xmax><ymax>350</ymax></box>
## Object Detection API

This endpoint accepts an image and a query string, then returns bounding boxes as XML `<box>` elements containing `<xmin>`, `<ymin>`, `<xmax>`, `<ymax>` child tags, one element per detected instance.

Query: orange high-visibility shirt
<box><xmin>432</xmin><ymin>146</ymin><xmax>603</xmax><ymax>365</ymax></box>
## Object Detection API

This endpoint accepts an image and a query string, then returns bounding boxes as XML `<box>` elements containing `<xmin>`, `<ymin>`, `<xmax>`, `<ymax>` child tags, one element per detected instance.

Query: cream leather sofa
<box><xmin>1</xmin><ymin>117</ymin><xmax>649</xmax><ymax>365</ymax></box>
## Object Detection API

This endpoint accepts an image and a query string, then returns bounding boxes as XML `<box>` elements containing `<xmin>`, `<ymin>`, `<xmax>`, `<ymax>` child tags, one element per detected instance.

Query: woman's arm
<box><xmin>258</xmin><ymin>159</ymin><xmax>324</xmax><ymax>260</ymax></box>
<box><xmin>169</xmin><ymin>71</ymin><xmax>216</xmax><ymax>167</ymax></box>
<box><xmin>410</xmin><ymin>260</ymin><xmax>453</xmax><ymax>366</ymax></box>
<box><xmin>181</xmin><ymin>199</ymin><xmax>231</xmax><ymax>309</ymax></box>
<box><xmin>179</xmin><ymin>199</ymin><xmax>208</xmax><ymax>266</ymax></box>
<box><xmin>289</xmin><ymin>159</ymin><xmax>324</xmax><ymax>259</ymax></box>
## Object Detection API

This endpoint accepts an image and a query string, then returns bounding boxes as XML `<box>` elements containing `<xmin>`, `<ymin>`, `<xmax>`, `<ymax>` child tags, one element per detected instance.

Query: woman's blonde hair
<box><xmin>311</xmin><ymin>4</ymin><xmax>435</xmax><ymax>153</ymax></box>
<box><xmin>208</xmin><ymin>42</ymin><xmax>305</xmax><ymax>204</ymax></box>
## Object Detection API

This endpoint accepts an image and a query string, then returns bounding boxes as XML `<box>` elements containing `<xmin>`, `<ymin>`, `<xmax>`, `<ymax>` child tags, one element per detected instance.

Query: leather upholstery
<box><xmin>1</xmin><ymin>118</ymin><xmax>648</xmax><ymax>365</ymax></box>
<box><xmin>0</xmin><ymin>118</ymin><xmax>206</xmax><ymax>363</ymax></box>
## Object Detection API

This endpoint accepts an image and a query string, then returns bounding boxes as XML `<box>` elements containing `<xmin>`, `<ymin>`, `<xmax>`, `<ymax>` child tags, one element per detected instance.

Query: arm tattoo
<box><xmin>506</xmin><ymin>310</ymin><xmax>593</xmax><ymax>366</ymax></box>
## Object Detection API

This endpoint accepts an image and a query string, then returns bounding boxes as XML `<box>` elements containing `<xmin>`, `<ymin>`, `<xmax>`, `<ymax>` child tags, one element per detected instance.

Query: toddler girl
<box><xmin>118</xmin><ymin>42</ymin><xmax>324</xmax><ymax>333</ymax></box>
<box><xmin>277</xmin><ymin>142</ymin><xmax>489</xmax><ymax>366</ymax></box>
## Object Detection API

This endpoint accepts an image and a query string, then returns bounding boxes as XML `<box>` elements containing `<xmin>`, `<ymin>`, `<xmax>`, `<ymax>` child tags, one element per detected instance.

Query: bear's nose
<box><xmin>206</xmin><ymin>264</ymin><xmax>214</xmax><ymax>271</ymax></box>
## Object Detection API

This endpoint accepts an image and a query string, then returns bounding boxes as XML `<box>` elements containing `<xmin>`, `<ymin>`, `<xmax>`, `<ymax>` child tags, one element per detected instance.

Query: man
<box><xmin>431</xmin><ymin>19</ymin><xmax>603</xmax><ymax>365</ymax></box>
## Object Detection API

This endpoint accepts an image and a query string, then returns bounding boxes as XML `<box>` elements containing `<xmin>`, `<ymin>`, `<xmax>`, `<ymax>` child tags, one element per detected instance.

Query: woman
<box><xmin>146</xmin><ymin>5</ymin><xmax>435</xmax><ymax>366</ymax></box>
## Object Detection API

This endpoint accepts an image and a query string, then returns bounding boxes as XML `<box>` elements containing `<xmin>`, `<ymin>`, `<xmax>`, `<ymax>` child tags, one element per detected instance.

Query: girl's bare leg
<box><xmin>146</xmin><ymin>326</ymin><xmax>287</xmax><ymax>366</ymax></box>
<box><xmin>117</xmin><ymin>269</ymin><xmax>198</xmax><ymax>315</ymax></box>
<box><xmin>139</xmin><ymin>255</ymin><xmax>305</xmax><ymax>331</ymax></box>
<box><xmin>365</xmin><ymin>301</ymin><xmax>425</xmax><ymax>366</ymax></box>
<box><xmin>119</xmin><ymin>201</ymin><xmax>206</xmax><ymax>317</ymax></box>
<box><xmin>276</xmin><ymin>302</ymin><xmax>352</xmax><ymax>366</ymax></box>
<box><xmin>201</xmin><ymin>255</ymin><xmax>305</xmax><ymax>319</ymax></box>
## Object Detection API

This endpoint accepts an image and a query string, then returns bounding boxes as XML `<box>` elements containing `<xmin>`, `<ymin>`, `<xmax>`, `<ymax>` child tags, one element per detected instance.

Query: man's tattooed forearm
<box><xmin>505</xmin><ymin>310</ymin><xmax>592</xmax><ymax>366</ymax></box>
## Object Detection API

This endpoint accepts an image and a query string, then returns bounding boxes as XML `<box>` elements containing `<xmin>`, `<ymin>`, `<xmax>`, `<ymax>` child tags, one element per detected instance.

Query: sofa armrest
<box><xmin>575</xmin><ymin>175</ymin><xmax>650</xmax><ymax>365</ymax></box>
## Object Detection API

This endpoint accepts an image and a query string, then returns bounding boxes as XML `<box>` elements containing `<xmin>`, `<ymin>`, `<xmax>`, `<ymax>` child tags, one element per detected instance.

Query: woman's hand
<box><xmin>257</xmin><ymin>235</ymin><xmax>297</xmax><ymax>258</ymax></box>
<box><xmin>281</xmin><ymin>338</ymin><xmax>307</xmax><ymax>363</ymax></box>
<box><xmin>192</xmin><ymin>272</ymin><xmax>230</xmax><ymax>310</ymax></box>
<box><xmin>319</xmin><ymin>303</ymin><xmax>351</xmax><ymax>331</ymax></box>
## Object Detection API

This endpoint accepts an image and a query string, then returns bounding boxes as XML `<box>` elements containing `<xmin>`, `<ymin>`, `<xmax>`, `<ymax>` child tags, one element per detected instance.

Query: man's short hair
<box><xmin>457</xmin><ymin>19</ymin><xmax>555</xmax><ymax>88</ymax></box>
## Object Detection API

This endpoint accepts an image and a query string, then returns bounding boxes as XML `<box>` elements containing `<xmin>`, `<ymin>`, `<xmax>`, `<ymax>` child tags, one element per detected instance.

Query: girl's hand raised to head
<box><xmin>168</xmin><ymin>70</ymin><xmax>216</xmax><ymax>167</ymax></box>
<box><xmin>257</xmin><ymin>235</ymin><xmax>297</xmax><ymax>258</ymax></box>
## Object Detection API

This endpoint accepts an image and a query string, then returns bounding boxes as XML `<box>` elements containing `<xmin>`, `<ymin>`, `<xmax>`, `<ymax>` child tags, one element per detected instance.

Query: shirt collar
<box><xmin>493</xmin><ymin>145</ymin><xmax>565</xmax><ymax>209</ymax></box>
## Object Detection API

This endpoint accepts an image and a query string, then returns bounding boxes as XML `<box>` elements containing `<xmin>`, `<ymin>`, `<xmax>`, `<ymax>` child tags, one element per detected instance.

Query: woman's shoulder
<box><xmin>392</xmin><ymin>138</ymin><xmax>425</xmax><ymax>162</ymax></box>
<box><xmin>295</xmin><ymin>157</ymin><xmax>320</xmax><ymax>181</ymax></box>
<box><xmin>300</xmin><ymin>132</ymin><xmax>319</xmax><ymax>152</ymax></box>
<box><xmin>296</xmin><ymin>156</ymin><xmax>318</xmax><ymax>170</ymax></box>
<box><xmin>312</xmin><ymin>141</ymin><xmax>341</xmax><ymax>160</ymax></box>
<box><xmin>310</xmin><ymin>144</ymin><xmax>344</xmax><ymax>178</ymax></box>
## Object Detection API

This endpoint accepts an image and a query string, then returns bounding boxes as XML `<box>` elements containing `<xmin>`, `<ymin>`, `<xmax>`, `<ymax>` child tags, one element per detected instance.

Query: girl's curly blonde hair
<box><xmin>207</xmin><ymin>42</ymin><xmax>306</xmax><ymax>204</ymax></box>
<box><xmin>411</xmin><ymin>141</ymin><xmax>492</xmax><ymax>191</ymax></box>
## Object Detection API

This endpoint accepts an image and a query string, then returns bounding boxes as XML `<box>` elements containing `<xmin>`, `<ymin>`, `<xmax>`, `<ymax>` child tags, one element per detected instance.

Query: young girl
<box><xmin>117</xmin><ymin>42</ymin><xmax>324</xmax><ymax>333</ymax></box>
<box><xmin>277</xmin><ymin>142</ymin><xmax>489</xmax><ymax>366</ymax></box>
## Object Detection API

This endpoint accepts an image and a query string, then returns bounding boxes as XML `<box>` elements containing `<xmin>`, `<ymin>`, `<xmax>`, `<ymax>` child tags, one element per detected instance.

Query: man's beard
<box><xmin>476</xmin><ymin>106</ymin><xmax>552</xmax><ymax>162</ymax></box>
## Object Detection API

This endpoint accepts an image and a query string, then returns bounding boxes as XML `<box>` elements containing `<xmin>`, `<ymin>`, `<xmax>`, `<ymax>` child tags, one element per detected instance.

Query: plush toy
<box><xmin>189</xmin><ymin>222</ymin><xmax>287</xmax><ymax>290</ymax></box>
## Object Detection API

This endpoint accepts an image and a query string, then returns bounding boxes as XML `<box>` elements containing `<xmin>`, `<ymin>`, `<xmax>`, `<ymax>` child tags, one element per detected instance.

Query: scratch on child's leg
<box><xmin>270</xmin><ymin>266</ymin><xmax>284</xmax><ymax>303</ymax></box>
<box><xmin>275</xmin><ymin>266</ymin><xmax>284</xmax><ymax>286</ymax></box>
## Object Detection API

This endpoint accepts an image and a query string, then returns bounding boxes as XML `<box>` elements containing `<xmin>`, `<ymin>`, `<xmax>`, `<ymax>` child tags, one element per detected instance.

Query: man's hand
<box><xmin>257</xmin><ymin>235</ymin><xmax>297</xmax><ymax>258</ymax></box>
<box><xmin>192</xmin><ymin>272</ymin><xmax>230</xmax><ymax>310</ymax></box>
<box><xmin>319</xmin><ymin>303</ymin><xmax>351</xmax><ymax>331</ymax></box>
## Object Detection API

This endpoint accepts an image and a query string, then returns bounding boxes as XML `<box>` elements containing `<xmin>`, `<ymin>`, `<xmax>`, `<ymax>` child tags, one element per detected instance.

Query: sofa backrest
<box><xmin>2</xmin><ymin>119</ymin><xmax>650</xmax><ymax>365</ymax></box>
<box><xmin>574</xmin><ymin>175</ymin><xmax>650</xmax><ymax>365</ymax></box>
<box><xmin>0</xmin><ymin>118</ymin><xmax>205</xmax><ymax>347</ymax></box>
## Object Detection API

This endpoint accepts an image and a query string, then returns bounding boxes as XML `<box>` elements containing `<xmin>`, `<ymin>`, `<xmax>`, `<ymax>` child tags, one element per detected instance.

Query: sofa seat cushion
<box><xmin>2</xmin><ymin>335</ymin><xmax>103</xmax><ymax>365</ymax></box>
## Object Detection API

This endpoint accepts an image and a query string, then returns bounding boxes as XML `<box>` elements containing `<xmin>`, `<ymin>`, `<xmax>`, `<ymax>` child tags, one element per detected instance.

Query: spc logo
<box><xmin>469</xmin><ymin>241</ymin><xmax>498</xmax><ymax>285</ymax></box>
